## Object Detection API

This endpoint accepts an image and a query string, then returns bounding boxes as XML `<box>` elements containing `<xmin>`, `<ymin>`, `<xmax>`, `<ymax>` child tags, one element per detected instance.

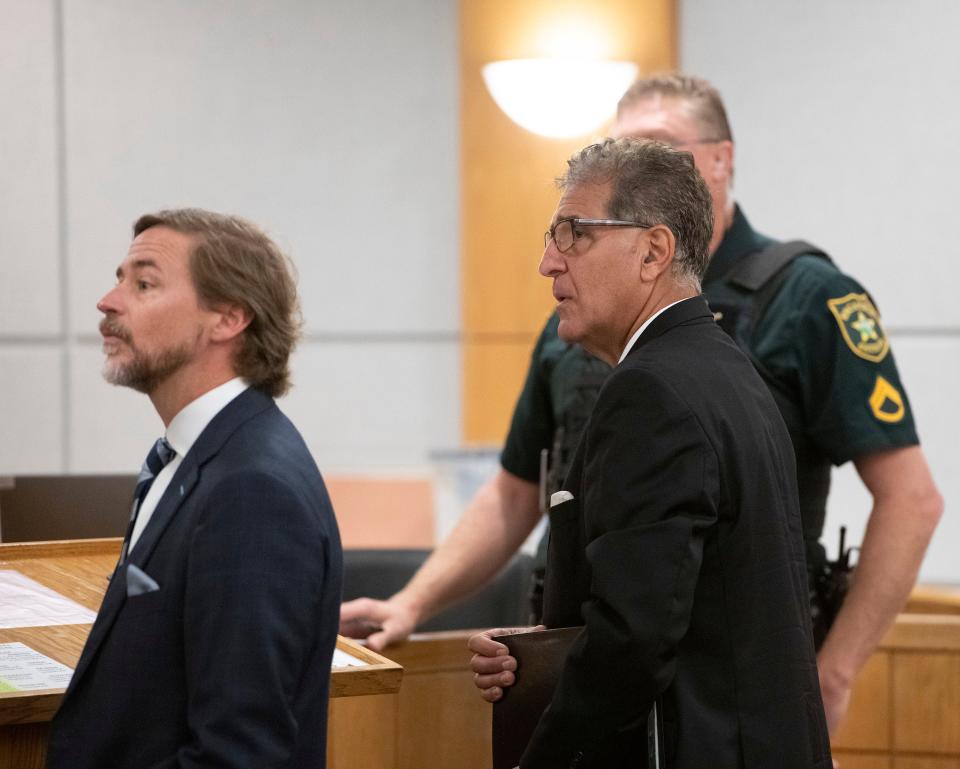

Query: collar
<box><xmin>165</xmin><ymin>377</ymin><xmax>250</xmax><ymax>458</ymax></box>
<box><xmin>618</xmin><ymin>298</ymin><xmax>689</xmax><ymax>364</ymax></box>
<box><xmin>702</xmin><ymin>204</ymin><xmax>775</xmax><ymax>286</ymax></box>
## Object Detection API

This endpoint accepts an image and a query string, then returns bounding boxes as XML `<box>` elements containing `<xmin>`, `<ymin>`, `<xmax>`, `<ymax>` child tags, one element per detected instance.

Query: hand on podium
<box><xmin>339</xmin><ymin>596</ymin><xmax>418</xmax><ymax>652</ymax></box>
<box><xmin>468</xmin><ymin>625</ymin><xmax>545</xmax><ymax>703</ymax></box>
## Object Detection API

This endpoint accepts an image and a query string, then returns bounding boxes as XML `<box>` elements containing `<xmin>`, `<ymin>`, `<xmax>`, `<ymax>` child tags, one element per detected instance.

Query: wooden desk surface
<box><xmin>0</xmin><ymin>538</ymin><xmax>400</xmax><ymax>727</ymax></box>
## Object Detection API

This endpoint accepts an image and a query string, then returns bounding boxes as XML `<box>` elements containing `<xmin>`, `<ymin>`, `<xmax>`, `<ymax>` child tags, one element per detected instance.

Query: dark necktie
<box><xmin>119</xmin><ymin>437</ymin><xmax>176</xmax><ymax>563</ymax></box>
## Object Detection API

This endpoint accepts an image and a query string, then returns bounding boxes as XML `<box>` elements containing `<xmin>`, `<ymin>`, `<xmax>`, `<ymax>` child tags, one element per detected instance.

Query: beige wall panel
<box><xmin>680</xmin><ymin>2</ymin><xmax>960</xmax><ymax>328</ymax></box>
<box><xmin>63</xmin><ymin>0</ymin><xmax>459</xmax><ymax>338</ymax></box>
<box><xmin>833</xmin><ymin>652</ymin><xmax>891</xmax><ymax>751</ymax></box>
<box><xmin>0</xmin><ymin>0</ymin><xmax>60</xmax><ymax>338</ymax></box>
<box><xmin>463</xmin><ymin>338</ymin><xmax>537</xmax><ymax>444</ymax></box>
<box><xmin>68</xmin><ymin>346</ymin><xmax>161</xmax><ymax>473</ymax></box>
<box><xmin>0</xmin><ymin>350</ymin><xmax>62</xmax><ymax>474</ymax></box>
<box><xmin>893</xmin><ymin>652</ymin><xmax>960</xmax><ymax>753</ymax></box>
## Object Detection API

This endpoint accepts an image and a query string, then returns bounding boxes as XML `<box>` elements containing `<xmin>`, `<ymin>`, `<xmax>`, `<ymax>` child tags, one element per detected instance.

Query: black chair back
<box><xmin>0</xmin><ymin>474</ymin><xmax>137</xmax><ymax>542</ymax></box>
<box><xmin>343</xmin><ymin>548</ymin><xmax>534</xmax><ymax>631</ymax></box>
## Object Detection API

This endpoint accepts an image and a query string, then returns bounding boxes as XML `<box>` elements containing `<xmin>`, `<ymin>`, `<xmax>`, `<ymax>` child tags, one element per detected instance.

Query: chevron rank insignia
<box><xmin>869</xmin><ymin>375</ymin><xmax>905</xmax><ymax>423</ymax></box>
<box><xmin>827</xmin><ymin>292</ymin><xmax>889</xmax><ymax>362</ymax></box>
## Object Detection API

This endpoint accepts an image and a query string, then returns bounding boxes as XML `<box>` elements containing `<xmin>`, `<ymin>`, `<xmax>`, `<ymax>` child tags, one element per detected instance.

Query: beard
<box><xmin>100</xmin><ymin>317</ymin><xmax>198</xmax><ymax>394</ymax></box>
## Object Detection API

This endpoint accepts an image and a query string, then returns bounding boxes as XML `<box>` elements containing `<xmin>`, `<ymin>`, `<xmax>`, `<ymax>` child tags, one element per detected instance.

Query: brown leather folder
<box><xmin>491</xmin><ymin>626</ymin><xmax>582</xmax><ymax>769</ymax></box>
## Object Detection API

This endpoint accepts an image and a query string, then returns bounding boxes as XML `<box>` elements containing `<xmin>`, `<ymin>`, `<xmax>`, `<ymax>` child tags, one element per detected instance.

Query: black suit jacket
<box><xmin>524</xmin><ymin>297</ymin><xmax>831</xmax><ymax>769</ymax></box>
<box><xmin>48</xmin><ymin>387</ymin><xmax>343</xmax><ymax>769</ymax></box>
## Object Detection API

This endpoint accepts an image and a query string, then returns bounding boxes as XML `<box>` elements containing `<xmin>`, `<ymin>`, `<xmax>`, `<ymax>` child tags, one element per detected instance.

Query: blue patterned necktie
<box><xmin>120</xmin><ymin>437</ymin><xmax>176</xmax><ymax>563</ymax></box>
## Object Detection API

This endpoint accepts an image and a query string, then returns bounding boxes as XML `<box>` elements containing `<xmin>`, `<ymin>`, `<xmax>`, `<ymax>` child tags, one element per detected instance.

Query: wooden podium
<box><xmin>0</xmin><ymin>539</ymin><xmax>402</xmax><ymax>768</ymax></box>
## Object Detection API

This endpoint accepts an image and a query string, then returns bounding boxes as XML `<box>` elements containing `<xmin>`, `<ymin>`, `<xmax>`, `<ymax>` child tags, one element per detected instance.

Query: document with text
<box><xmin>0</xmin><ymin>570</ymin><xmax>97</xmax><ymax>628</ymax></box>
<box><xmin>0</xmin><ymin>642</ymin><xmax>74</xmax><ymax>691</ymax></box>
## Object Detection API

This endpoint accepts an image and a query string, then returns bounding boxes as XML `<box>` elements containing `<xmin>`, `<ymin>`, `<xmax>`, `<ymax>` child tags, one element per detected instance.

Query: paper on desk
<box><xmin>331</xmin><ymin>648</ymin><xmax>368</xmax><ymax>668</ymax></box>
<box><xmin>0</xmin><ymin>642</ymin><xmax>74</xmax><ymax>691</ymax></box>
<box><xmin>0</xmin><ymin>570</ymin><xmax>97</xmax><ymax>629</ymax></box>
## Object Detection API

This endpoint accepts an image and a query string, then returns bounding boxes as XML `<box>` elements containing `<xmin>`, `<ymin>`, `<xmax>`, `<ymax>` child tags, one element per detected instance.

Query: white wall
<box><xmin>681</xmin><ymin>0</ymin><xmax>959</xmax><ymax>581</ymax></box>
<box><xmin>0</xmin><ymin>0</ymin><xmax>460</xmax><ymax>476</ymax></box>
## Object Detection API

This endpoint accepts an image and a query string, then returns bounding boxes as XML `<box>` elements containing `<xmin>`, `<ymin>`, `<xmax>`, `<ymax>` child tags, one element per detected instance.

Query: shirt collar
<box><xmin>618</xmin><ymin>298</ymin><xmax>689</xmax><ymax>364</ymax></box>
<box><xmin>165</xmin><ymin>378</ymin><xmax>250</xmax><ymax>458</ymax></box>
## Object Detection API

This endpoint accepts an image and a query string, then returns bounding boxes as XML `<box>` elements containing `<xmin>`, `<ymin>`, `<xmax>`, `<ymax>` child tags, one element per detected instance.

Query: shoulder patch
<box><xmin>869</xmin><ymin>375</ymin><xmax>905</xmax><ymax>423</ymax></box>
<box><xmin>827</xmin><ymin>292</ymin><xmax>889</xmax><ymax>362</ymax></box>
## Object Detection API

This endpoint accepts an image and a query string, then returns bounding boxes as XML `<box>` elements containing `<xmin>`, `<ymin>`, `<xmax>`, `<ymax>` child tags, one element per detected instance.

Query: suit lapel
<box><xmin>126</xmin><ymin>459</ymin><xmax>199</xmax><ymax>567</ymax></box>
<box><xmin>623</xmin><ymin>295</ymin><xmax>714</xmax><ymax>359</ymax></box>
<box><xmin>130</xmin><ymin>387</ymin><xmax>274</xmax><ymax>567</ymax></box>
<box><xmin>63</xmin><ymin>387</ymin><xmax>274</xmax><ymax>699</ymax></box>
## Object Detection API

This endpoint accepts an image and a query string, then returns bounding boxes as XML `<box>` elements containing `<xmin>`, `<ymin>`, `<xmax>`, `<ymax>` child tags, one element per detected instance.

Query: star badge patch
<box><xmin>827</xmin><ymin>292</ymin><xmax>889</xmax><ymax>362</ymax></box>
<box><xmin>869</xmin><ymin>375</ymin><xmax>905</xmax><ymax>423</ymax></box>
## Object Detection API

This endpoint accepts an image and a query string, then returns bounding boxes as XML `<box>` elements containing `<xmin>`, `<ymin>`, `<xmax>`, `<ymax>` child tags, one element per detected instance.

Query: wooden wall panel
<box><xmin>0</xmin><ymin>724</ymin><xmax>49</xmax><ymax>769</ymax></box>
<box><xmin>460</xmin><ymin>0</ymin><xmax>677</xmax><ymax>443</ymax></box>
<box><xmin>327</xmin><ymin>693</ymin><xmax>398</xmax><ymax>769</ymax></box>
<box><xmin>322</xmin><ymin>614</ymin><xmax>960</xmax><ymax>769</ymax></box>
<box><xmin>389</xmin><ymin>632</ymin><xmax>493</xmax><ymax>769</ymax></box>
<box><xmin>396</xmin><ymin>669</ymin><xmax>491</xmax><ymax>769</ymax></box>
<box><xmin>463</xmin><ymin>338</ymin><xmax>540</xmax><ymax>444</ymax></box>
<box><xmin>893</xmin><ymin>652</ymin><xmax>960</xmax><ymax>754</ymax></box>
<box><xmin>895</xmin><ymin>759</ymin><xmax>960</xmax><ymax>769</ymax></box>
<box><xmin>832</xmin><ymin>754</ymin><xmax>891</xmax><ymax>769</ymax></box>
<box><xmin>833</xmin><ymin>652</ymin><xmax>892</xmax><ymax>751</ymax></box>
<box><xmin>326</xmin><ymin>476</ymin><xmax>435</xmax><ymax>549</ymax></box>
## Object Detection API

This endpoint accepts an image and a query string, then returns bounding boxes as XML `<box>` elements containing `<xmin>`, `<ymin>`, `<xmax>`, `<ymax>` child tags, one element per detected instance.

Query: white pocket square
<box><xmin>550</xmin><ymin>491</ymin><xmax>575</xmax><ymax>507</ymax></box>
<box><xmin>126</xmin><ymin>563</ymin><xmax>160</xmax><ymax>597</ymax></box>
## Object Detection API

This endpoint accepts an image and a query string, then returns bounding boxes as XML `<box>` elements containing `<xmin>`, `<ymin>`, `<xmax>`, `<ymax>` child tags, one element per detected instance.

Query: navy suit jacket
<box><xmin>526</xmin><ymin>297</ymin><xmax>831</xmax><ymax>769</ymax></box>
<box><xmin>48</xmin><ymin>387</ymin><xmax>343</xmax><ymax>769</ymax></box>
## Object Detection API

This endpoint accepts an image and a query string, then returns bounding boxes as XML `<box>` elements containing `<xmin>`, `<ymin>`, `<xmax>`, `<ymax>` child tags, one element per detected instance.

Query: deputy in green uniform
<box><xmin>341</xmin><ymin>75</ymin><xmax>943</xmax><ymax>735</ymax></box>
<box><xmin>506</xmin><ymin>207</ymin><xmax>921</xmax><ymax>621</ymax></box>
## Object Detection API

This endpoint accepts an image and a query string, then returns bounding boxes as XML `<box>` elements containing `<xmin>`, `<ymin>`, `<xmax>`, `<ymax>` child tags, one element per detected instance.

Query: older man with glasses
<box><xmin>472</xmin><ymin>137</ymin><xmax>832</xmax><ymax>769</ymax></box>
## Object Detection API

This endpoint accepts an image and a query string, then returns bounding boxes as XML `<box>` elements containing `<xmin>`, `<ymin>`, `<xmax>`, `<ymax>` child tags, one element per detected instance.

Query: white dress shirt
<box><xmin>617</xmin><ymin>298</ymin><xmax>694</xmax><ymax>364</ymax></box>
<box><xmin>128</xmin><ymin>378</ymin><xmax>249</xmax><ymax>551</ymax></box>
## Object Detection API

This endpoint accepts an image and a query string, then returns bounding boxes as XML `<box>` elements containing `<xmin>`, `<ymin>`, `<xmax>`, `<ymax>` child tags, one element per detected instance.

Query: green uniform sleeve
<box><xmin>767</xmin><ymin>257</ymin><xmax>919</xmax><ymax>465</ymax></box>
<box><xmin>500</xmin><ymin>315</ymin><xmax>560</xmax><ymax>483</ymax></box>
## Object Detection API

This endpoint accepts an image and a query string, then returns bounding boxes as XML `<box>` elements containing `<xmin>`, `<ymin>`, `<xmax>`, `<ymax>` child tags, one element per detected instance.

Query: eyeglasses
<box><xmin>544</xmin><ymin>217</ymin><xmax>652</xmax><ymax>253</ymax></box>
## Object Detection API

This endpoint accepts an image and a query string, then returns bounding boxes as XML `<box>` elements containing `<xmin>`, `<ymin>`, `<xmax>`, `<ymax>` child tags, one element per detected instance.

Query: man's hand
<box><xmin>339</xmin><ymin>596</ymin><xmax>419</xmax><ymax>652</ymax></box>
<box><xmin>468</xmin><ymin>626</ymin><xmax>544</xmax><ymax>703</ymax></box>
<box><xmin>817</xmin><ymin>663</ymin><xmax>852</xmax><ymax>735</ymax></box>
<box><xmin>339</xmin><ymin>470</ymin><xmax>543</xmax><ymax>653</ymax></box>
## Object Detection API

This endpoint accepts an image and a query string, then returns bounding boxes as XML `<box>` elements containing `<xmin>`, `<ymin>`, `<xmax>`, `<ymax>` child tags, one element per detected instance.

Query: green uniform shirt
<box><xmin>501</xmin><ymin>206</ymin><xmax>919</xmax><ymax>551</ymax></box>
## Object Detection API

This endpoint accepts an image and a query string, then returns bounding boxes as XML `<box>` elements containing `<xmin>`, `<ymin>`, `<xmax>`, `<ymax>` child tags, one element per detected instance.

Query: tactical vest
<box><xmin>707</xmin><ymin>240</ymin><xmax>833</xmax><ymax>552</ymax></box>
<box><xmin>545</xmin><ymin>350</ymin><xmax>612</xmax><ymax>499</ymax></box>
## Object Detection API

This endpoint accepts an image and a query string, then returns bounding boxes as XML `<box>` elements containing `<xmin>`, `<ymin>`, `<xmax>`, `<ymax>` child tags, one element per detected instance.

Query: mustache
<box><xmin>99</xmin><ymin>317</ymin><xmax>132</xmax><ymax>343</ymax></box>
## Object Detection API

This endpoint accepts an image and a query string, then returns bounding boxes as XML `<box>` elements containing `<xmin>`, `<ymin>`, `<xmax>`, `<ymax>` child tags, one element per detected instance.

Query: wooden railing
<box><xmin>328</xmin><ymin>604</ymin><xmax>960</xmax><ymax>769</ymax></box>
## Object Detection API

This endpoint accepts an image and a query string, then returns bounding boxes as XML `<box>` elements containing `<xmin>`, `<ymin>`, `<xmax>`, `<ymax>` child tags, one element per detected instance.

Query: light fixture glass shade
<box><xmin>482</xmin><ymin>59</ymin><xmax>639</xmax><ymax>139</ymax></box>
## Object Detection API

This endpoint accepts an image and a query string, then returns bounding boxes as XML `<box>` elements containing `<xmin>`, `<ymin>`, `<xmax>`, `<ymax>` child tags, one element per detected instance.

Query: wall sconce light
<box><xmin>482</xmin><ymin>58</ymin><xmax>638</xmax><ymax>139</ymax></box>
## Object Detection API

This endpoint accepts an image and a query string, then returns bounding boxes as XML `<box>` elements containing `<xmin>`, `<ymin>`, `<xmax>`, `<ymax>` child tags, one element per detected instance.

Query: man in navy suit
<box><xmin>48</xmin><ymin>209</ymin><xmax>342</xmax><ymax>769</ymax></box>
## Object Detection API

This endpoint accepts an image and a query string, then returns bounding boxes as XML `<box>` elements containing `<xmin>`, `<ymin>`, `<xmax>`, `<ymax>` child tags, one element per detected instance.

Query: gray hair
<box><xmin>618</xmin><ymin>73</ymin><xmax>733</xmax><ymax>144</ymax></box>
<box><xmin>558</xmin><ymin>138</ymin><xmax>713</xmax><ymax>288</ymax></box>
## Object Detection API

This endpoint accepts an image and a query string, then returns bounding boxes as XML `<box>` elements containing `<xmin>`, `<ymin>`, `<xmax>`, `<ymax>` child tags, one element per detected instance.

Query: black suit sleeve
<box><xmin>152</xmin><ymin>471</ymin><xmax>329</xmax><ymax>768</ymax></box>
<box><xmin>522</xmin><ymin>366</ymin><xmax>720</xmax><ymax>768</ymax></box>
